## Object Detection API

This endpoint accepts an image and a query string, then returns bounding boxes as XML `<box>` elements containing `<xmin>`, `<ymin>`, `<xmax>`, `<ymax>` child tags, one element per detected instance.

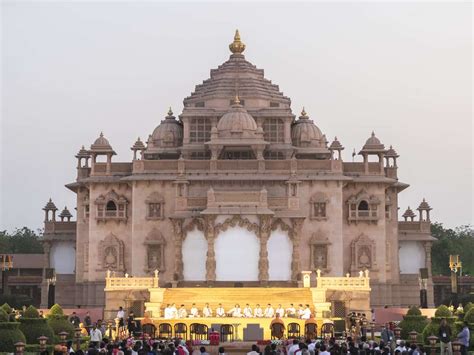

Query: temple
<box><xmin>40</xmin><ymin>30</ymin><xmax>435</xmax><ymax>315</ymax></box>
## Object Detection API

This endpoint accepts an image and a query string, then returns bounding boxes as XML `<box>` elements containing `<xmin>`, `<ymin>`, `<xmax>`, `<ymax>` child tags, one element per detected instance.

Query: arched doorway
<box><xmin>215</xmin><ymin>226</ymin><xmax>259</xmax><ymax>281</ymax></box>
<box><xmin>182</xmin><ymin>228</ymin><xmax>207</xmax><ymax>281</ymax></box>
<box><xmin>267</xmin><ymin>228</ymin><xmax>292</xmax><ymax>280</ymax></box>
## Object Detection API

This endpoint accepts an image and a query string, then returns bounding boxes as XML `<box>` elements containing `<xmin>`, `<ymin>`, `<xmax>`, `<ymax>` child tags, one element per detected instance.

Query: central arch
<box><xmin>215</xmin><ymin>226</ymin><xmax>259</xmax><ymax>281</ymax></box>
<box><xmin>182</xmin><ymin>228</ymin><xmax>207</xmax><ymax>281</ymax></box>
<box><xmin>268</xmin><ymin>227</ymin><xmax>292</xmax><ymax>280</ymax></box>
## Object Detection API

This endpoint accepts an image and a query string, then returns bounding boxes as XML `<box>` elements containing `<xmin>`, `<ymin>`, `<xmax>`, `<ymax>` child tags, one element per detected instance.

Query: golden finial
<box><xmin>300</xmin><ymin>107</ymin><xmax>308</xmax><ymax>119</ymax></box>
<box><xmin>229</xmin><ymin>29</ymin><xmax>246</xmax><ymax>54</ymax></box>
<box><xmin>167</xmin><ymin>107</ymin><xmax>173</xmax><ymax>116</ymax></box>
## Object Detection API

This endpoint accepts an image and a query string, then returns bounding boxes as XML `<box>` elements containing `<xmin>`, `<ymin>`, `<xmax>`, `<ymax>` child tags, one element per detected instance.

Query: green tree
<box><xmin>431</xmin><ymin>223</ymin><xmax>474</xmax><ymax>276</ymax></box>
<box><xmin>0</xmin><ymin>227</ymin><xmax>43</xmax><ymax>254</ymax></box>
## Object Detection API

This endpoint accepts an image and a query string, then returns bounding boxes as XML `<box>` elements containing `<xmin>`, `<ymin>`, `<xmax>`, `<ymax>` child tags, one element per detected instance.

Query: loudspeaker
<box><xmin>419</xmin><ymin>268</ymin><xmax>429</xmax><ymax>279</ymax></box>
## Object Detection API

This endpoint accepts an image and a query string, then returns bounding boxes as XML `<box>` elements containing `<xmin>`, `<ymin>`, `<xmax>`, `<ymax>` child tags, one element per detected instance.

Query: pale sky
<box><xmin>1</xmin><ymin>1</ymin><xmax>472</xmax><ymax>232</ymax></box>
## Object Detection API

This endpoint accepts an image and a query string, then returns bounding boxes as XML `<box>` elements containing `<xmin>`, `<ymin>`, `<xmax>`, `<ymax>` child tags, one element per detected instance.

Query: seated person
<box><xmin>243</xmin><ymin>304</ymin><xmax>253</xmax><ymax>318</ymax></box>
<box><xmin>286</xmin><ymin>304</ymin><xmax>296</xmax><ymax>318</ymax></box>
<box><xmin>202</xmin><ymin>303</ymin><xmax>212</xmax><ymax>317</ymax></box>
<box><xmin>297</xmin><ymin>304</ymin><xmax>304</xmax><ymax>319</ymax></box>
<box><xmin>178</xmin><ymin>304</ymin><xmax>187</xmax><ymax>318</ymax></box>
<box><xmin>254</xmin><ymin>304</ymin><xmax>263</xmax><ymax>318</ymax></box>
<box><xmin>229</xmin><ymin>304</ymin><xmax>242</xmax><ymax>317</ymax></box>
<box><xmin>276</xmin><ymin>304</ymin><xmax>285</xmax><ymax>318</ymax></box>
<box><xmin>305</xmin><ymin>313</ymin><xmax>317</xmax><ymax>325</ymax></box>
<box><xmin>163</xmin><ymin>304</ymin><xmax>173</xmax><ymax>319</ymax></box>
<box><xmin>169</xmin><ymin>303</ymin><xmax>178</xmax><ymax>319</ymax></box>
<box><xmin>301</xmin><ymin>304</ymin><xmax>312</xmax><ymax>320</ymax></box>
<box><xmin>264</xmin><ymin>304</ymin><xmax>275</xmax><ymax>318</ymax></box>
<box><xmin>216</xmin><ymin>304</ymin><xmax>226</xmax><ymax>318</ymax></box>
<box><xmin>189</xmin><ymin>303</ymin><xmax>199</xmax><ymax>318</ymax></box>
<box><xmin>142</xmin><ymin>311</ymin><xmax>153</xmax><ymax>325</ymax></box>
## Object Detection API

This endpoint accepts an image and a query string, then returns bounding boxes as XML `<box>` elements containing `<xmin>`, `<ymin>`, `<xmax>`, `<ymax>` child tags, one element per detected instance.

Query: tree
<box><xmin>0</xmin><ymin>227</ymin><xmax>43</xmax><ymax>254</ymax></box>
<box><xmin>431</xmin><ymin>223</ymin><xmax>474</xmax><ymax>276</ymax></box>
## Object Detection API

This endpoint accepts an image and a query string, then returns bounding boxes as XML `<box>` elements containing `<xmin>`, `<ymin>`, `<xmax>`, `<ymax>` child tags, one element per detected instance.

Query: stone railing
<box><xmin>315</xmin><ymin>269</ymin><xmax>371</xmax><ymax>291</ymax></box>
<box><xmin>104</xmin><ymin>270</ymin><xmax>159</xmax><ymax>290</ymax></box>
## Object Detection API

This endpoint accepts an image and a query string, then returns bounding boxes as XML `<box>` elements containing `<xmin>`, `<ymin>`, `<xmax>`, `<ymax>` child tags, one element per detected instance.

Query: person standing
<box><xmin>69</xmin><ymin>312</ymin><xmax>81</xmax><ymax>327</ymax></box>
<box><xmin>457</xmin><ymin>321</ymin><xmax>470</xmax><ymax>355</ymax></box>
<box><xmin>127</xmin><ymin>311</ymin><xmax>136</xmax><ymax>336</ymax></box>
<box><xmin>116</xmin><ymin>307</ymin><xmax>125</xmax><ymax>332</ymax></box>
<box><xmin>90</xmin><ymin>323</ymin><xmax>102</xmax><ymax>345</ymax></box>
<box><xmin>439</xmin><ymin>318</ymin><xmax>453</xmax><ymax>355</ymax></box>
<box><xmin>381</xmin><ymin>323</ymin><xmax>394</xmax><ymax>348</ymax></box>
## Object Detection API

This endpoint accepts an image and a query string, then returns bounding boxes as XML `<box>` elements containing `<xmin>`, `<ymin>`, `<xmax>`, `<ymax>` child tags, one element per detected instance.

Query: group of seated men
<box><xmin>163</xmin><ymin>303</ymin><xmax>313</xmax><ymax>319</ymax></box>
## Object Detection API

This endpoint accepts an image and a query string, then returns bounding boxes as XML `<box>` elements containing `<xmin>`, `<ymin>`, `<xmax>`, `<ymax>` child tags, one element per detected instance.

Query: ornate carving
<box><xmin>170</xmin><ymin>218</ymin><xmax>184</xmax><ymax>280</ymax></box>
<box><xmin>204</xmin><ymin>215</ymin><xmax>217</xmax><ymax>282</ymax></box>
<box><xmin>214</xmin><ymin>215</ymin><xmax>260</xmax><ymax>235</ymax></box>
<box><xmin>290</xmin><ymin>218</ymin><xmax>305</xmax><ymax>281</ymax></box>
<box><xmin>145</xmin><ymin>192</ymin><xmax>165</xmax><ymax>220</ymax></box>
<box><xmin>144</xmin><ymin>228</ymin><xmax>166</xmax><ymax>272</ymax></box>
<box><xmin>310</xmin><ymin>232</ymin><xmax>331</xmax><ymax>271</ymax></box>
<box><xmin>183</xmin><ymin>217</ymin><xmax>206</xmax><ymax>235</ymax></box>
<box><xmin>95</xmin><ymin>189</ymin><xmax>128</xmax><ymax>222</ymax></box>
<box><xmin>258</xmin><ymin>215</ymin><xmax>273</xmax><ymax>282</ymax></box>
<box><xmin>99</xmin><ymin>233</ymin><xmax>125</xmax><ymax>271</ymax></box>
<box><xmin>350</xmin><ymin>234</ymin><xmax>376</xmax><ymax>272</ymax></box>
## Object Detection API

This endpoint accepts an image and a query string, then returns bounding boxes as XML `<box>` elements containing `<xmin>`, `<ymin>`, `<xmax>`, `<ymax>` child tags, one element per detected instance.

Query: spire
<box><xmin>233</xmin><ymin>95</ymin><xmax>241</xmax><ymax>105</ymax></box>
<box><xmin>299</xmin><ymin>107</ymin><xmax>309</xmax><ymax>119</ymax></box>
<box><xmin>168</xmin><ymin>107</ymin><xmax>173</xmax><ymax>116</ymax></box>
<box><xmin>229</xmin><ymin>29</ymin><xmax>246</xmax><ymax>54</ymax></box>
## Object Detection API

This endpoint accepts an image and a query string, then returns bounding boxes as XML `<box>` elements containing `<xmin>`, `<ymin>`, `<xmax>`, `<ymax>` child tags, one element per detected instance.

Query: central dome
<box><xmin>217</xmin><ymin>97</ymin><xmax>258</xmax><ymax>138</ymax></box>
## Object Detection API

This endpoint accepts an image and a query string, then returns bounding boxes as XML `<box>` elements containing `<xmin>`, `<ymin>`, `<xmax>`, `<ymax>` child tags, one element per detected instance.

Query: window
<box><xmin>263</xmin><ymin>119</ymin><xmax>284</xmax><ymax>143</ymax></box>
<box><xmin>385</xmin><ymin>205</ymin><xmax>391</xmax><ymax>219</ymax></box>
<box><xmin>358</xmin><ymin>200</ymin><xmax>369</xmax><ymax>210</ymax></box>
<box><xmin>221</xmin><ymin>150</ymin><xmax>254</xmax><ymax>160</ymax></box>
<box><xmin>190</xmin><ymin>151</ymin><xmax>211</xmax><ymax>160</ymax></box>
<box><xmin>105</xmin><ymin>201</ymin><xmax>117</xmax><ymax>217</ymax></box>
<box><xmin>264</xmin><ymin>151</ymin><xmax>284</xmax><ymax>160</ymax></box>
<box><xmin>314</xmin><ymin>202</ymin><xmax>326</xmax><ymax>218</ymax></box>
<box><xmin>189</xmin><ymin>118</ymin><xmax>212</xmax><ymax>143</ymax></box>
<box><xmin>347</xmin><ymin>191</ymin><xmax>380</xmax><ymax>224</ymax></box>
<box><xmin>148</xmin><ymin>203</ymin><xmax>162</xmax><ymax>218</ymax></box>
<box><xmin>84</xmin><ymin>204</ymin><xmax>90</xmax><ymax>218</ymax></box>
<box><xmin>95</xmin><ymin>190</ymin><xmax>128</xmax><ymax>222</ymax></box>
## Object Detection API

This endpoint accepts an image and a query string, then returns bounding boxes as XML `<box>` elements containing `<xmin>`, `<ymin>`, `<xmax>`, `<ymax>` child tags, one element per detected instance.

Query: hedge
<box><xmin>398</xmin><ymin>307</ymin><xmax>428</xmax><ymax>340</ymax></box>
<box><xmin>0</xmin><ymin>322</ymin><xmax>26</xmax><ymax>352</ymax></box>
<box><xmin>19</xmin><ymin>318</ymin><xmax>55</xmax><ymax>344</ymax></box>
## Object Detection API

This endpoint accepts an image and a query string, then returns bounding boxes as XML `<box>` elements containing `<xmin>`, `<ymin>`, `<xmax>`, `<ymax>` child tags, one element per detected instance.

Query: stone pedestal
<box><xmin>145</xmin><ymin>287</ymin><xmax>166</xmax><ymax>318</ymax></box>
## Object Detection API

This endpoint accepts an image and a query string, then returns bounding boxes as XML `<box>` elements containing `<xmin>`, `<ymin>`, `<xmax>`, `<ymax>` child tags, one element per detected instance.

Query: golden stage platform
<box><xmin>148</xmin><ymin>317</ymin><xmax>334</xmax><ymax>341</ymax></box>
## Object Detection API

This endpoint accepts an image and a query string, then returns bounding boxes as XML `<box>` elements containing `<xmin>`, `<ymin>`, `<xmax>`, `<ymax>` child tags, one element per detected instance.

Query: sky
<box><xmin>1</xmin><ymin>1</ymin><xmax>472</xmax><ymax>232</ymax></box>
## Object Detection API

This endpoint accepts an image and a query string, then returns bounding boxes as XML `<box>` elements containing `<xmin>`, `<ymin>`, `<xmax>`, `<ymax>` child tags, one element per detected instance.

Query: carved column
<box><xmin>258</xmin><ymin>216</ymin><xmax>272</xmax><ymax>284</ymax></box>
<box><xmin>170</xmin><ymin>218</ymin><xmax>184</xmax><ymax>281</ymax></box>
<box><xmin>291</xmin><ymin>218</ymin><xmax>305</xmax><ymax>281</ymax></box>
<box><xmin>424</xmin><ymin>241</ymin><xmax>432</xmax><ymax>278</ymax></box>
<box><xmin>204</xmin><ymin>216</ymin><xmax>217</xmax><ymax>283</ymax></box>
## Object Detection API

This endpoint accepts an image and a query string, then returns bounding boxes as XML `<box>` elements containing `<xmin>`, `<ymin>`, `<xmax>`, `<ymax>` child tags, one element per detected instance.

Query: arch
<box><xmin>215</xmin><ymin>226</ymin><xmax>259</xmax><ymax>281</ymax></box>
<box><xmin>183</xmin><ymin>218</ymin><xmax>206</xmax><ymax>236</ymax></box>
<box><xmin>267</xmin><ymin>227</ymin><xmax>292</xmax><ymax>280</ymax></box>
<box><xmin>358</xmin><ymin>200</ymin><xmax>369</xmax><ymax>211</ymax></box>
<box><xmin>214</xmin><ymin>215</ymin><xmax>259</xmax><ymax>235</ymax></box>
<box><xmin>106</xmin><ymin>200</ymin><xmax>117</xmax><ymax>211</ymax></box>
<box><xmin>182</xmin><ymin>227</ymin><xmax>207</xmax><ymax>280</ymax></box>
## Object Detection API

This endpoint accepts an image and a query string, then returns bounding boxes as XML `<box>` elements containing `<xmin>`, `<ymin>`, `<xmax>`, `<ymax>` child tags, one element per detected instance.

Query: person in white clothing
<box><xmin>254</xmin><ymin>304</ymin><xmax>263</xmax><ymax>318</ymax></box>
<box><xmin>229</xmin><ymin>304</ymin><xmax>242</xmax><ymax>317</ymax></box>
<box><xmin>163</xmin><ymin>304</ymin><xmax>173</xmax><ymax>319</ymax></box>
<box><xmin>301</xmin><ymin>305</ymin><xmax>311</xmax><ymax>320</ymax></box>
<box><xmin>243</xmin><ymin>304</ymin><xmax>253</xmax><ymax>318</ymax></box>
<box><xmin>286</xmin><ymin>304</ymin><xmax>296</xmax><ymax>318</ymax></box>
<box><xmin>202</xmin><ymin>303</ymin><xmax>212</xmax><ymax>317</ymax></box>
<box><xmin>275</xmin><ymin>304</ymin><xmax>285</xmax><ymax>318</ymax></box>
<box><xmin>297</xmin><ymin>304</ymin><xmax>304</xmax><ymax>319</ymax></box>
<box><xmin>288</xmin><ymin>339</ymin><xmax>299</xmax><ymax>355</ymax></box>
<box><xmin>264</xmin><ymin>304</ymin><xmax>275</xmax><ymax>318</ymax></box>
<box><xmin>178</xmin><ymin>304</ymin><xmax>187</xmax><ymax>318</ymax></box>
<box><xmin>190</xmin><ymin>303</ymin><xmax>199</xmax><ymax>318</ymax></box>
<box><xmin>90</xmin><ymin>324</ymin><xmax>102</xmax><ymax>343</ymax></box>
<box><xmin>170</xmin><ymin>303</ymin><xmax>178</xmax><ymax>319</ymax></box>
<box><xmin>216</xmin><ymin>303</ymin><xmax>226</xmax><ymax>317</ymax></box>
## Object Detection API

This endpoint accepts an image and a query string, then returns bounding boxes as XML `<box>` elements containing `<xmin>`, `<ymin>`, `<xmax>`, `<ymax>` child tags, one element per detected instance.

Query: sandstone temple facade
<box><xmin>40</xmin><ymin>31</ymin><xmax>435</xmax><ymax>311</ymax></box>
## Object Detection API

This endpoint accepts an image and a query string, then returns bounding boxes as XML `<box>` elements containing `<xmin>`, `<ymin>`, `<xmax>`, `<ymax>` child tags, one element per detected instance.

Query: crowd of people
<box><xmin>162</xmin><ymin>303</ymin><xmax>313</xmax><ymax>319</ymax></box>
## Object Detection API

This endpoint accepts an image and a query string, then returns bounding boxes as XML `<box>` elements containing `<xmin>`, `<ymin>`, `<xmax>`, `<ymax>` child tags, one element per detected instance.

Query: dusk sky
<box><xmin>1</xmin><ymin>1</ymin><xmax>472</xmax><ymax>231</ymax></box>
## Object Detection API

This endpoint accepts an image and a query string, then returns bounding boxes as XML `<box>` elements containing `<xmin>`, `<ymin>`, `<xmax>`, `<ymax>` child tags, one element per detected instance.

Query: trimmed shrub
<box><xmin>0</xmin><ymin>322</ymin><xmax>26</xmax><ymax>352</ymax></box>
<box><xmin>47</xmin><ymin>305</ymin><xmax>74</xmax><ymax>339</ymax></box>
<box><xmin>464</xmin><ymin>302</ymin><xmax>474</xmax><ymax>315</ymax></box>
<box><xmin>0</xmin><ymin>308</ymin><xmax>9</xmax><ymax>322</ymax></box>
<box><xmin>399</xmin><ymin>307</ymin><xmax>428</xmax><ymax>340</ymax></box>
<box><xmin>19</xmin><ymin>305</ymin><xmax>54</xmax><ymax>344</ymax></box>
<box><xmin>435</xmin><ymin>305</ymin><xmax>452</xmax><ymax>318</ymax></box>
<box><xmin>465</xmin><ymin>307</ymin><xmax>474</xmax><ymax>324</ymax></box>
<box><xmin>1</xmin><ymin>302</ymin><xmax>12</xmax><ymax>315</ymax></box>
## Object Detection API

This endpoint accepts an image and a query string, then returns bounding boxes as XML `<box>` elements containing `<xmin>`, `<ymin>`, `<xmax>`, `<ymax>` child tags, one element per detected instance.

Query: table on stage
<box><xmin>146</xmin><ymin>317</ymin><xmax>332</xmax><ymax>341</ymax></box>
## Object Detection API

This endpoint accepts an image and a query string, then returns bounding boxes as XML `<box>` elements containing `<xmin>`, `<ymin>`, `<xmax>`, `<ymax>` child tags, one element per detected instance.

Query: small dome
<box><xmin>329</xmin><ymin>136</ymin><xmax>344</xmax><ymax>150</ymax></box>
<box><xmin>90</xmin><ymin>132</ymin><xmax>114</xmax><ymax>152</ymax></box>
<box><xmin>417</xmin><ymin>198</ymin><xmax>432</xmax><ymax>211</ymax></box>
<box><xmin>131</xmin><ymin>137</ymin><xmax>145</xmax><ymax>150</ymax></box>
<box><xmin>217</xmin><ymin>97</ymin><xmax>257</xmax><ymax>138</ymax></box>
<box><xmin>291</xmin><ymin>108</ymin><xmax>325</xmax><ymax>148</ymax></box>
<box><xmin>150</xmin><ymin>108</ymin><xmax>183</xmax><ymax>147</ymax></box>
<box><xmin>385</xmin><ymin>145</ymin><xmax>399</xmax><ymax>157</ymax></box>
<box><xmin>402</xmin><ymin>207</ymin><xmax>416</xmax><ymax>219</ymax></box>
<box><xmin>75</xmin><ymin>145</ymin><xmax>90</xmax><ymax>158</ymax></box>
<box><xmin>59</xmin><ymin>206</ymin><xmax>73</xmax><ymax>219</ymax></box>
<box><xmin>43</xmin><ymin>198</ymin><xmax>58</xmax><ymax>211</ymax></box>
<box><xmin>362</xmin><ymin>131</ymin><xmax>384</xmax><ymax>151</ymax></box>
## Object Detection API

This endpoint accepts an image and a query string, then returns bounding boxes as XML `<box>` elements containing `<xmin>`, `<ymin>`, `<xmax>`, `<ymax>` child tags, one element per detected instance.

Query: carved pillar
<box><xmin>170</xmin><ymin>218</ymin><xmax>184</xmax><ymax>281</ymax></box>
<box><xmin>424</xmin><ymin>241</ymin><xmax>432</xmax><ymax>278</ymax></box>
<box><xmin>258</xmin><ymin>216</ymin><xmax>272</xmax><ymax>283</ymax></box>
<box><xmin>290</xmin><ymin>218</ymin><xmax>305</xmax><ymax>281</ymax></box>
<box><xmin>204</xmin><ymin>216</ymin><xmax>217</xmax><ymax>282</ymax></box>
